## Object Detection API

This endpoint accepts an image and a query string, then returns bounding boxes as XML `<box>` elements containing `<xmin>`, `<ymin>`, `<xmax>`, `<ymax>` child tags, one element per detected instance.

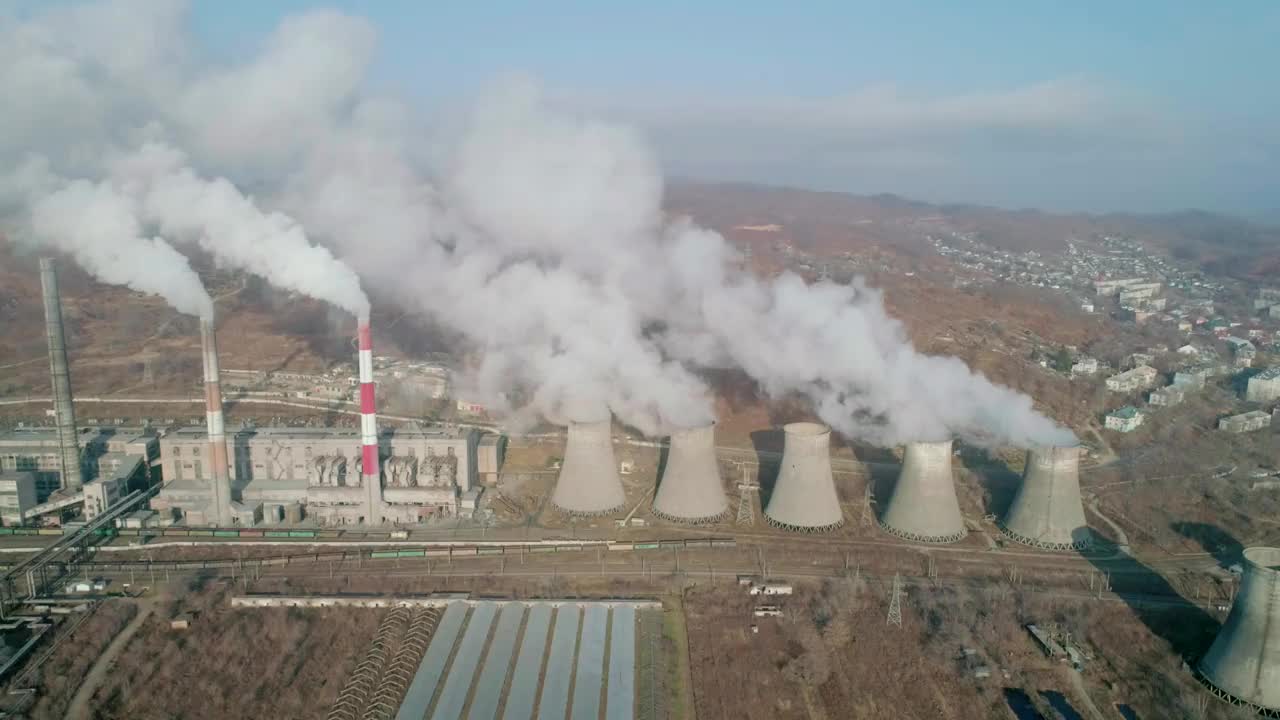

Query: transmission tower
<box><xmin>142</xmin><ymin>357</ymin><xmax>154</xmax><ymax>386</ymax></box>
<box><xmin>859</xmin><ymin>484</ymin><xmax>876</xmax><ymax>526</ymax></box>
<box><xmin>887</xmin><ymin>572</ymin><xmax>903</xmax><ymax>628</ymax></box>
<box><xmin>736</xmin><ymin>464</ymin><xmax>757</xmax><ymax>526</ymax></box>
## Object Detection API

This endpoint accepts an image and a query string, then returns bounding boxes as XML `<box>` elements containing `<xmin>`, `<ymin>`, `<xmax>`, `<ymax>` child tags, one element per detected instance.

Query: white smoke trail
<box><xmin>0</xmin><ymin>1</ymin><xmax>1074</xmax><ymax>446</ymax></box>
<box><xmin>26</xmin><ymin>176</ymin><xmax>213</xmax><ymax>318</ymax></box>
<box><xmin>110</xmin><ymin>143</ymin><xmax>370</xmax><ymax>320</ymax></box>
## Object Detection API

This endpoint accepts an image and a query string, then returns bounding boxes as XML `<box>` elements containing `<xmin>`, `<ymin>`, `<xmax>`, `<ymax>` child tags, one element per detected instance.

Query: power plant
<box><xmin>879</xmin><ymin>440</ymin><xmax>967</xmax><ymax>544</ymax></box>
<box><xmin>550</xmin><ymin>419</ymin><xmax>626</xmax><ymax>516</ymax></box>
<box><xmin>1197</xmin><ymin>546</ymin><xmax>1280</xmax><ymax>716</ymax></box>
<box><xmin>651</xmin><ymin>423</ymin><xmax>728</xmax><ymax>524</ymax></box>
<box><xmin>764</xmin><ymin>422</ymin><xmax>843</xmax><ymax>532</ymax></box>
<box><xmin>998</xmin><ymin>445</ymin><xmax>1092</xmax><ymax>550</ymax></box>
<box><xmin>39</xmin><ymin>258</ymin><xmax>83</xmax><ymax>492</ymax></box>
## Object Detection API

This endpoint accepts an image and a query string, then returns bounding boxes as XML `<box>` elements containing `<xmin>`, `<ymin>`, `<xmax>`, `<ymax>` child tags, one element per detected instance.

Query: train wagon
<box><xmin>189</xmin><ymin>529</ymin><xmax>215</xmax><ymax>537</ymax></box>
<box><xmin>397</xmin><ymin>549</ymin><xmax>426</xmax><ymax>558</ymax></box>
<box><xmin>0</xmin><ymin>528</ymin><xmax>13</xmax><ymax>535</ymax></box>
<box><xmin>265</xmin><ymin>531</ymin><xmax>291</xmax><ymax>539</ymax></box>
<box><xmin>451</xmin><ymin>547</ymin><xmax>478</xmax><ymax>557</ymax></box>
<box><xmin>609</xmin><ymin>542</ymin><xmax>635</xmax><ymax>551</ymax></box>
<box><xmin>287</xmin><ymin>530</ymin><xmax>317</xmax><ymax>539</ymax></box>
<box><xmin>262</xmin><ymin>557</ymin><xmax>290</xmax><ymax>566</ymax></box>
<box><xmin>316</xmin><ymin>529</ymin><xmax>342</xmax><ymax>539</ymax></box>
<box><xmin>240</xmin><ymin>529</ymin><xmax>265</xmax><ymax>538</ymax></box>
<box><xmin>633</xmin><ymin>542</ymin><xmax>660</xmax><ymax>551</ymax></box>
<box><xmin>425</xmin><ymin>548</ymin><xmax>450</xmax><ymax>558</ymax></box>
<box><xmin>710</xmin><ymin>538</ymin><xmax>736</xmax><ymax>548</ymax></box>
<box><xmin>37</xmin><ymin>528</ymin><xmax>62</xmax><ymax>536</ymax></box>
<box><xmin>214</xmin><ymin>530</ymin><xmax>239</xmax><ymax>538</ymax></box>
<box><xmin>163</xmin><ymin>528</ymin><xmax>188</xmax><ymax>537</ymax></box>
<box><xmin>370</xmin><ymin>550</ymin><xmax>399</xmax><ymax>560</ymax></box>
<box><xmin>476</xmin><ymin>547</ymin><xmax>503</xmax><ymax>556</ymax></box>
<box><xmin>658</xmin><ymin>540</ymin><xmax>683</xmax><ymax>549</ymax></box>
<box><xmin>530</xmin><ymin>545</ymin><xmax>557</xmax><ymax>554</ymax></box>
<box><xmin>683</xmin><ymin>539</ymin><xmax>712</xmax><ymax>548</ymax></box>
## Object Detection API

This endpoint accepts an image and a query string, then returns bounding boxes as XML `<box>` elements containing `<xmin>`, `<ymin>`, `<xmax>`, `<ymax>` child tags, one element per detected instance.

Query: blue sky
<box><xmin>185</xmin><ymin>2</ymin><xmax>1279</xmax><ymax>216</ymax></box>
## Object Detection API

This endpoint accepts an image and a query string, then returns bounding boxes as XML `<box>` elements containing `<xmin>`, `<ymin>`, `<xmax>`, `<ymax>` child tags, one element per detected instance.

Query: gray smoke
<box><xmin>0</xmin><ymin>1</ymin><xmax>1074</xmax><ymax>446</ymax></box>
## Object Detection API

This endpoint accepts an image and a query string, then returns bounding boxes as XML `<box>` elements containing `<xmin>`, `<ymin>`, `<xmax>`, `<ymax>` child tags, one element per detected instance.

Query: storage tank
<box><xmin>652</xmin><ymin>423</ymin><xmax>728</xmax><ymax>524</ymax></box>
<box><xmin>764</xmin><ymin>423</ymin><xmax>843</xmax><ymax>532</ymax></box>
<box><xmin>999</xmin><ymin>445</ymin><xmax>1091</xmax><ymax>550</ymax></box>
<box><xmin>879</xmin><ymin>440</ymin><xmax>967</xmax><ymax>544</ymax></box>
<box><xmin>551</xmin><ymin>420</ymin><xmax>626</xmax><ymax>516</ymax></box>
<box><xmin>1197</xmin><ymin>546</ymin><xmax>1280</xmax><ymax>715</ymax></box>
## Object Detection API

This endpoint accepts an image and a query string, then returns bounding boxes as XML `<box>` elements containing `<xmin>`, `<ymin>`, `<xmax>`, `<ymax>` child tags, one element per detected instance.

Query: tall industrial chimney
<box><xmin>357</xmin><ymin>320</ymin><xmax>383</xmax><ymax>524</ymax></box>
<box><xmin>39</xmin><ymin>258</ymin><xmax>83</xmax><ymax>492</ymax></box>
<box><xmin>652</xmin><ymin>423</ymin><xmax>728</xmax><ymax>524</ymax></box>
<box><xmin>879</xmin><ymin>440</ymin><xmax>967</xmax><ymax>544</ymax></box>
<box><xmin>764</xmin><ymin>422</ymin><xmax>843</xmax><ymax>532</ymax></box>
<box><xmin>551</xmin><ymin>419</ymin><xmax>626</xmax><ymax>516</ymax></box>
<box><xmin>998</xmin><ymin>445</ymin><xmax>1091</xmax><ymax>550</ymax></box>
<box><xmin>1197</xmin><ymin>546</ymin><xmax>1280</xmax><ymax>715</ymax></box>
<box><xmin>199</xmin><ymin>317</ymin><xmax>233</xmax><ymax>526</ymax></box>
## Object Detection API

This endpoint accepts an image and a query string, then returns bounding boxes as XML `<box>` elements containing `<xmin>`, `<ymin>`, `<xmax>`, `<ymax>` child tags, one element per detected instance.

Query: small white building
<box><xmin>1071</xmin><ymin>357</ymin><xmax>1100</xmax><ymax>376</ymax></box>
<box><xmin>1219</xmin><ymin>411</ymin><xmax>1272</xmax><ymax>434</ymax></box>
<box><xmin>748</xmin><ymin>582</ymin><xmax>794</xmax><ymax>596</ymax></box>
<box><xmin>1107</xmin><ymin>366</ymin><xmax>1158</xmax><ymax>393</ymax></box>
<box><xmin>1149</xmin><ymin>386</ymin><xmax>1186</xmax><ymax>407</ymax></box>
<box><xmin>1246</xmin><ymin>367</ymin><xmax>1280</xmax><ymax>404</ymax></box>
<box><xmin>1105</xmin><ymin>406</ymin><xmax>1145</xmax><ymax>433</ymax></box>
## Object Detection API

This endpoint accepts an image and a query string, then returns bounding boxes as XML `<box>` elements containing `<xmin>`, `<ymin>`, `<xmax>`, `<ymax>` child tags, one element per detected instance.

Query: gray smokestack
<box><xmin>879</xmin><ymin>440</ymin><xmax>967</xmax><ymax>544</ymax></box>
<box><xmin>39</xmin><ymin>258</ymin><xmax>83</xmax><ymax>491</ymax></box>
<box><xmin>999</xmin><ymin>445</ymin><xmax>1091</xmax><ymax>550</ymax></box>
<box><xmin>551</xmin><ymin>419</ymin><xmax>626</xmax><ymax>516</ymax></box>
<box><xmin>652</xmin><ymin>423</ymin><xmax>728</xmax><ymax>524</ymax></box>
<box><xmin>764</xmin><ymin>422</ymin><xmax>843</xmax><ymax>532</ymax></box>
<box><xmin>1197</xmin><ymin>546</ymin><xmax>1280</xmax><ymax>714</ymax></box>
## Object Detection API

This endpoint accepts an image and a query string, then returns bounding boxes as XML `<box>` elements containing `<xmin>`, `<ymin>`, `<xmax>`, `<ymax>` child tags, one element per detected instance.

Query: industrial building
<box><xmin>150</xmin><ymin>424</ymin><xmax>482</xmax><ymax>526</ymax></box>
<box><xmin>1197</xmin><ymin>546</ymin><xmax>1280</xmax><ymax>715</ymax></box>
<box><xmin>999</xmin><ymin>446</ymin><xmax>1091</xmax><ymax>550</ymax></box>
<box><xmin>651</xmin><ymin>423</ymin><xmax>729</xmax><ymax>524</ymax></box>
<box><xmin>1106</xmin><ymin>366</ymin><xmax>1158</xmax><ymax>393</ymax></box>
<box><xmin>878</xmin><ymin>440</ymin><xmax>967</xmax><ymax>544</ymax></box>
<box><xmin>1246</xmin><ymin>367</ymin><xmax>1280</xmax><ymax>404</ymax></box>
<box><xmin>550</xmin><ymin>420</ymin><xmax>626</xmax><ymax>516</ymax></box>
<box><xmin>764</xmin><ymin>423</ymin><xmax>844</xmax><ymax>532</ymax></box>
<box><xmin>1219</xmin><ymin>411</ymin><xmax>1272</xmax><ymax>434</ymax></box>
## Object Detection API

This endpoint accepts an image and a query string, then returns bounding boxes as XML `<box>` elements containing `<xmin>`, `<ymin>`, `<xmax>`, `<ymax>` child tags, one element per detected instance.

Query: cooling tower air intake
<box><xmin>551</xmin><ymin>419</ymin><xmax>626</xmax><ymax>516</ymax></box>
<box><xmin>998</xmin><ymin>445</ymin><xmax>1091</xmax><ymax>550</ymax></box>
<box><xmin>199</xmin><ymin>317</ymin><xmax>233</xmax><ymax>526</ymax></box>
<box><xmin>879</xmin><ymin>440</ymin><xmax>967</xmax><ymax>544</ymax></box>
<box><xmin>39</xmin><ymin>258</ymin><xmax>84</xmax><ymax>491</ymax></box>
<box><xmin>1197</xmin><ymin>547</ymin><xmax>1280</xmax><ymax>715</ymax></box>
<box><xmin>764</xmin><ymin>422</ymin><xmax>843</xmax><ymax>532</ymax></box>
<box><xmin>357</xmin><ymin>320</ymin><xmax>383</xmax><ymax>522</ymax></box>
<box><xmin>652</xmin><ymin>423</ymin><xmax>728</xmax><ymax>524</ymax></box>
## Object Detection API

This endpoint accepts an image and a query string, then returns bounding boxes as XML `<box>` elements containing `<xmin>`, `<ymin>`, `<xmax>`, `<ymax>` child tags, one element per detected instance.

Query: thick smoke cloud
<box><xmin>0</xmin><ymin>1</ymin><xmax>1074</xmax><ymax>446</ymax></box>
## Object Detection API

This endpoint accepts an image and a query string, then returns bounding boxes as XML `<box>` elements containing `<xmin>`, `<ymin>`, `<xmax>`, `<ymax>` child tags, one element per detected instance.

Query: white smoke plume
<box><xmin>110</xmin><ymin>143</ymin><xmax>371</xmax><ymax>320</ymax></box>
<box><xmin>24</xmin><ymin>173</ymin><xmax>213</xmax><ymax>319</ymax></box>
<box><xmin>0</xmin><ymin>1</ymin><xmax>1074</xmax><ymax>446</ymax></box>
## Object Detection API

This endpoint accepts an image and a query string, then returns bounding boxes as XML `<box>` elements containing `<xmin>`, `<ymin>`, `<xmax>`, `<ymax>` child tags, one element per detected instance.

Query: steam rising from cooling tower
<box><xmin>652</xmin><ymin>423</ymin><xmax>728</xmax><ymax>524</ymax></box>
<box><xmin>551</xmin><ymin>420</ymin><xmax>626</xmax><ymax>516</ymax></box>
<box><xmin>1197</xmin><ymin>547</ymin><xmax>1280</xmax><ymax>714</ymax></box>
<box><xmin>764</xmin><ymin>423</ymin><xmax>843</xmax><ymax>532</ymax></box>
<box><xmin>0</xmin><ymin>2</ymin><xmax>1074</xmax><ymax>448</ymax></box>
<box><xmin>999</xmin><ymin>445</ymin><xmax>1091</xmax><ymax>550</ymax></box>
<box><xmin>39</xmin><ymin>258</ymin><xmax>84</xmax><ymax>491</ymax></box>
<box><xmin>879</xmin><ymin>440</ymin><xmax>966</xmax><ymax>544</ymax></box>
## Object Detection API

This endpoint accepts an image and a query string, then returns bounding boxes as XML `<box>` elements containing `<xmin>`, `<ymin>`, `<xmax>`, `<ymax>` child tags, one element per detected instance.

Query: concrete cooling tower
<box><xmin>1197</xmin><ymin>547</ymin><xmax>1280</xmax><ymax>716</ymax></box>
<box><xmin>998</xmin><ymin>445</ymin><xmax>1091</xmax><ymax>551</ymax></box>
<box><xmin>879</xmin><ymin>440</ymin><xmax>967</xmax><ymax>544</ymax></box>
<box><xmin>764</xmin><ymin>422</ymin><xmax>844</xmax><ymax>532</ymax></box>
<box><xmin>652</xmin><ymin>423</ymin><xmax>728</xmax><ymax>524</ymax></box>
<box><xmin>551</xmin><ymin>420</ymin><xmax>626</xmax><ymax>516</ymax></box>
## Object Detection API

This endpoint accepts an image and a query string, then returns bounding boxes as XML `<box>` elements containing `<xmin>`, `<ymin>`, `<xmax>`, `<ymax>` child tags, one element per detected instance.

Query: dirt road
<box><xmin>65</xmin><ymin>602</ymin><xmax>153</xmax><ymax>720</ymax></box>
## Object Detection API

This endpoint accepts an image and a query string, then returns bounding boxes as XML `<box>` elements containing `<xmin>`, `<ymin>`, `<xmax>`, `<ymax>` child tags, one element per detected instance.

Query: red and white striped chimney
<box><xmin>200</xmin><ymin>317</ymin><xmax>233</xmax><ymax>526</ymax></box>
<box><xmin>357</xmin><ymin>319</ymin><xmax>382</xmax><ymax>522</ymax></box>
